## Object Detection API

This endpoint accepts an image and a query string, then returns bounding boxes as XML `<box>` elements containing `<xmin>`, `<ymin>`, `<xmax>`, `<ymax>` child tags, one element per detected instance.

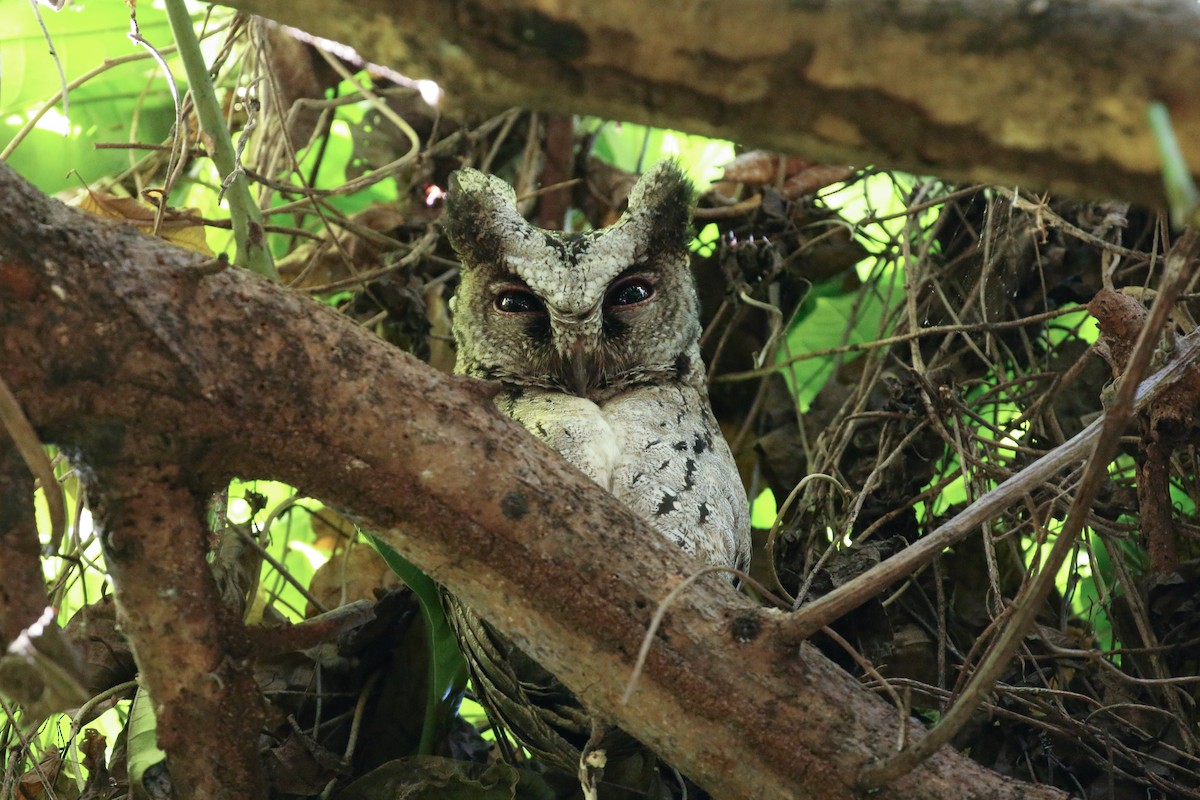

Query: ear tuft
<box><xmin>624</xmin><ymin>160</ymin><xmax>695</xmax><ymax>253</ymax></box>
<box><xmin>443</xmin><ymin>168</ymin><xmax>527</xmax><ymax>266</ymax></box>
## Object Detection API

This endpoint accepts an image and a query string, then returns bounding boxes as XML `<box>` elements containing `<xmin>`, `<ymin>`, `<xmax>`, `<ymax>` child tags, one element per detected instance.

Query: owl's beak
<box><xmin>551</xmin><ymin>308</ymin><xmax>602</xmax><ymax>396</ymax></box>
<box><xmin>561</xmin><ymin>336</ymin><xmax>594</xmax><ymax>397</ymax></box>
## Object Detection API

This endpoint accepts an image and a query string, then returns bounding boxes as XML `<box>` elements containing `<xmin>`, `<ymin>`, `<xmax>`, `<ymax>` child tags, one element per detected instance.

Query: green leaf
<box><xmin>580</xmin><ymin>117</ymin><xmax>735</xmax><ymax>189</ymax></box>
<box><xmin>126</xmin><ymin>683</ymin><xmax>168</xmax><ymax>789</ymax></box>
<box><xmin>0</xmin><ymin>0</ymin><xmax>178</xmax><ymax>193</ymax></box>
<box><xmin>777</xmin><ymin>286</ymin><xmax>885</xmax><ymax>410</ymax></box>
<box><xmin>1148</xmin><ymin>101</ymin><xmax>1200</xmax><ymax>228</ymax></box>
<box><xmin>370</xmin><ymin>535</ymin><xmax>468</xmax><ymax>755</ymax></box>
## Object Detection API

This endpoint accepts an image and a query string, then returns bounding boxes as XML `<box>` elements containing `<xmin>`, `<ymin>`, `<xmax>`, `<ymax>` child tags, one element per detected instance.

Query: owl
<box><xmin>441</xmin><ymin>161</ymin><xmax>751</xmax><ymax>785</ymax></box>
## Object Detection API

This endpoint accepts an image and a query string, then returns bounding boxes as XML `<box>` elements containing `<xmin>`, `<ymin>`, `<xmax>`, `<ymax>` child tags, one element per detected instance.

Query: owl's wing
<box><xmin>442</xmin><ymin>592</ymin><xmax>649</xmax><ymax>779</ymax></box>
<box><xmin>605</xmin><ymin>384</ymin><xmax>751</xmax><ymax>572</ymax></box>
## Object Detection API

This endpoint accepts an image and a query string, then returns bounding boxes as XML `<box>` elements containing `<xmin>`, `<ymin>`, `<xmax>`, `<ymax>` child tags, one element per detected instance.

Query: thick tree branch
<box><xmin>93</xmin><ymin>468</ymin><xmax>268</xmax><ymax>799</ymax></box>
<box><xmin>0</xmin><ymin>164</ymin><xmax>1064</xmax><ymax>799</ymax></box>
<box><xmin>0</xmin><ymin>445</ymin><xmax>44</xmax><ymax>645</ymax></box>
<box><xmin>217</xmin><ymin>0</ymin><xmax>1200</xmax><ymax>207</ymax></box>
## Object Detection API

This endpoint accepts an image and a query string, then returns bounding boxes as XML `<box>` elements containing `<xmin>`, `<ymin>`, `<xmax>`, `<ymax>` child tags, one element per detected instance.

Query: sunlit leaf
<box><xmin>77</xmin><ymin>188</ymin><xmax>213</xmax><ymax>255</ymax></box>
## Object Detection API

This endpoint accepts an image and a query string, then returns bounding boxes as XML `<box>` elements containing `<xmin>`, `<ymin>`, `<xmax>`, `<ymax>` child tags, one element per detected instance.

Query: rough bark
<box><xmin>93</xmin><ymin>469</ymin><xmax>268</xmax><ymax>799</ymax></box>
<box><xmin>0</xmin><ymin>164</ymin><xmax>1066</xmax><ymax>799</ymax></box>
<box><xmin>0</xmin><ymin>446</ymin><xmax>44</xmax><ymax>645</ymax></box>
<box><xmin>216</xmin><ymin>0</ymin><xmax>1200</xmax><ymax>207</ymax></box>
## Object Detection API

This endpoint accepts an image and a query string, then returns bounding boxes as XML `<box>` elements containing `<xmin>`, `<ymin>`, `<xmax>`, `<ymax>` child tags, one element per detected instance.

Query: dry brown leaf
<box><xmin>310</xmin><ymin>506</ymin><xmax>357</xmax><ymax>551</ymax></box>
<box><xmin>720</xmin><ymin>151</ymin><xmax>853</xmax><ymax>197</ymax></box>
<box><xmin>781</xmin><ymin>165</ymin><xmax>856</xmax><ymax>198</ymax></box>
<box><xmin>78</xmin><ymin>188</ymin><xmax>213</xmax><ymax>256</ymax></box>
<box><xmin>17</xmin><ymin>746</ymin><xmax>77</xmax><ymax>800</ymax></box>
<box><xmin>720</xmin><ymin>150</ymin><xmax>817</xmax><ymax>185</ymax></box>
<box><xmin>306</xmin><ymin>545</ymin><xmax>401</xmax><ymax>617</ymax></box>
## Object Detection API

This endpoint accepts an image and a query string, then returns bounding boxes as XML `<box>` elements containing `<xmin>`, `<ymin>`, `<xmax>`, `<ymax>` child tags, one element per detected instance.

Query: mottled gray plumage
<box><xmin>441</xmin><ymin>161</ymin><xmax>750</xmax><ymax>782</ymax></box>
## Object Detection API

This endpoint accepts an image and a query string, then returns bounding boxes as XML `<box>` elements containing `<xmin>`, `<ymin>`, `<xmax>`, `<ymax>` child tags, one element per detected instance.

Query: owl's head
<box><xmin>443</xmin><ymin>161</ymin><xmax>702</xmax><ymax>396</ymax></box>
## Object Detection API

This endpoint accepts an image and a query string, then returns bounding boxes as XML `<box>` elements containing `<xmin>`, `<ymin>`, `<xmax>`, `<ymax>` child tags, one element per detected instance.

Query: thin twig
<box><xmin>714</xmin><ymin>306</ymin><xmax>1079</xmax><ymax>382</ymax></box>
<box><xmin>785</xmin><ymin>317</ymin><xmax>1200</xmax><ymax>646</ymax></box>
<box><xmin>0</xmin><ymin>372</ymin><xmax>65</xmax><ymax>550</ymax></box>
<box><xmin>621</xmin><ymin>566</ymin><xmax>786</xmax><ymax>705</ymax></box>
<box><xmin>857</xmin><ymin>227</ymin><xmax>1200</xmax><ymax>789</ymax></box>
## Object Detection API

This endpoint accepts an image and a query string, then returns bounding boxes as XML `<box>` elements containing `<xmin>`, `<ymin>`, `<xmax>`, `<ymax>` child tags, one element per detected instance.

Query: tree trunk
<box><xmin>217</xmin><ymin>0</ymin><xmax>1200</xmax><ymax>207</ymax></box>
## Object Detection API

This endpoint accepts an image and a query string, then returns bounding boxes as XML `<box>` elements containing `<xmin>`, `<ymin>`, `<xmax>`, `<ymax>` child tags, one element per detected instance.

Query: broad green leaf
<box><xmin>371</xmin><ymin>536</ymin><xmax>468</xmax><ymax>755</ymax></box>
<box><xmin>0</xmin><ymin>1</ymin><xmax>179</xmax><ymax>193</ymax></box>
<box><xmin>126</xmin><ymin>683</ymin><xmax>168</xmax><ymax>790</ymax></box>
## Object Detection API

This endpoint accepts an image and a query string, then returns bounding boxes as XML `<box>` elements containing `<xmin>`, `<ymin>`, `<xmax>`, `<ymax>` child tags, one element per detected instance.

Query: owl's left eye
<box><xmin>605</xmin><ymin>277</ymin><xmax>655</xmax><ymax>309</ymax></box>
<box><xmin>495</xmin><ymin>289</ymin><xmax>545</xmax><ymax>314</ymax></box>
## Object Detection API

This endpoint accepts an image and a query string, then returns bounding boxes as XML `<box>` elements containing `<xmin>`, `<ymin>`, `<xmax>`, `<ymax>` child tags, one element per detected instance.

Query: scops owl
<box><xmin>441</xmin><ymin>161</ymin><xmax>751</xmax><ymax>783</ymax></box>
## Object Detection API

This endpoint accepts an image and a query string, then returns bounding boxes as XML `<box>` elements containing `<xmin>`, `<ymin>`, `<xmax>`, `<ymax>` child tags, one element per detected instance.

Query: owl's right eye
<box><xmin>495</xmin><ymin>289</ymin><xmax>545</xmax><ymax>314</ymax></box>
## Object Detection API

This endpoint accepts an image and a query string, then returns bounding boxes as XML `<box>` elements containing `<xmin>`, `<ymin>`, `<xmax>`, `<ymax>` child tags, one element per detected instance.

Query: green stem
<box><xmin>1148</xmin><ymin>101</ymin><xmax>1200</xmax><ymax>229</ymax></box>
<box><xmin>163</xmin><ymin>2</ymin><xmax>277</xmax><ymax>280</ymax></box>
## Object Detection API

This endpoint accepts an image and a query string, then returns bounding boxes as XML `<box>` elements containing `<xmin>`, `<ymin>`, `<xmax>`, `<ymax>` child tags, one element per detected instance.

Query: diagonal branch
<box><xmin>783</xmin><ymin>319</ymin><xmax>1200</xmax><ymax>644</ymax></box>
<box><xmin>0</xmin><ymin>163</ymin><xmax>1065</xmax><ymax>800</ymax></box>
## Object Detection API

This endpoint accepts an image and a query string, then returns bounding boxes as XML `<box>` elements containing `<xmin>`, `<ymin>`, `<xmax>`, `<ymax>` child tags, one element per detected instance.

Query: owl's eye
<box><xmin>495</xmin><ymin>289</ymin><xmax>545</xmax><ymax>314</ymax></box>
<box><xmin>605</xmin><ymin>278</ymin><xmax>655</xmax><ymax>309</ymax></box>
